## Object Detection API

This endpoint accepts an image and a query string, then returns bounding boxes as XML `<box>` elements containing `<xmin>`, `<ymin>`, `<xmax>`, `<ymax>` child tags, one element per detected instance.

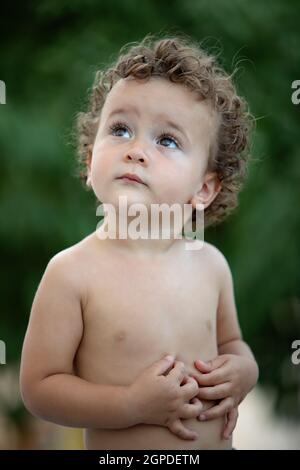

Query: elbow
<box><xmin>19</xmin><ymin>376</ymin><xmax>46</xmax><ymax>421</ymax></box>
<box><xmin>20</xmin><ymin>382</ymin><xmax>38</xmax><ymax>418</ymax></box>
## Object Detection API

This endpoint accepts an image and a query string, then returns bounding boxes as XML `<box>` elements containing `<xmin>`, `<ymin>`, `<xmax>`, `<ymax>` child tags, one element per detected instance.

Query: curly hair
<box><xmin>74</xmin><ymin>33</ymin><xmax>253</xmax><ymax>227</ymax></box>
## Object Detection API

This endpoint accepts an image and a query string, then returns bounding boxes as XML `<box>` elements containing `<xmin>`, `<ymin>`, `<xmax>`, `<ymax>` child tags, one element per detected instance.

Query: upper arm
<box><xmin>215</xmin><ymin>250</ymin><xmax>242</xmax><ymax>348</ymax></box>
<box><xmin>20</xmin><ymin>252</ymin><xmax>84</xmax><ymax>398</ymax></box>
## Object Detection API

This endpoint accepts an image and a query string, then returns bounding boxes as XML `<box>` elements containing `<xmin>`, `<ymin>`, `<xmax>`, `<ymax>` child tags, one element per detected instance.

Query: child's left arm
<box><xmin>191</xmin><ymin>252</ymin><xmax>259</xmax><ymax>438</ymax></box>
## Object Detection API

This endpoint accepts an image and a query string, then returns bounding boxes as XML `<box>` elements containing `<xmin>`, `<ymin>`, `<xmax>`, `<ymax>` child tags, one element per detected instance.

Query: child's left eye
<box><xmin>158</xmin><ymin>133</ymin><xmax>180</xmax><ymax>149</ymax></box>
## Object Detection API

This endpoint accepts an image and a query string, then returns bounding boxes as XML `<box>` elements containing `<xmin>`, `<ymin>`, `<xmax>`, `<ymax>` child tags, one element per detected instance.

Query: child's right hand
<box><xmin>129</xmin><ymin>355</ymin><xmax>203</xmax><ymax>440</ymax></box>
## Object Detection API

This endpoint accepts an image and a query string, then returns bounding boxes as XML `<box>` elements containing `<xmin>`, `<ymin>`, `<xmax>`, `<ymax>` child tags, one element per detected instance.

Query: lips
<box><xmin>117</xmin><ymin>173</ymin><xmax>146</xmax><ymax>185</ymax></box>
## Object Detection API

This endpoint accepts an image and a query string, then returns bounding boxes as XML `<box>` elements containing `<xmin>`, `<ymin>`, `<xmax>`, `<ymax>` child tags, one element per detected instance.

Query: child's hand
<box><xmin>191</xmin><ymin>354</ymin><xmax>258</xmax><ymax>439</ymax></box>
<box><xmin>129</xmin><ymin>355</ymin><xmax>203</xmax><ymax>440</ymax></box>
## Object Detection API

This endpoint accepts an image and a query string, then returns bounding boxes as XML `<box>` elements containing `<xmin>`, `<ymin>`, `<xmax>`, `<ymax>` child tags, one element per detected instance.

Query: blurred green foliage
<box><xmin>0</xmin><ymin>0</ymin><xmax>299</xmax><ymax>424</ymax></box>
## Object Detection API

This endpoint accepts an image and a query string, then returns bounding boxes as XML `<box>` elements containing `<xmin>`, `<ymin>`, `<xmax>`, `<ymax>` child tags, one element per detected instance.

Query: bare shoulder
<box><xmin>200</xmin><ymin>241</ymin><xmax>229</xmax><ymax>267</ymax></box>
<box><xmin>50</xmin><ymin>232</ymin><xmax>97</xmax><ymax>262</ymax></box>
<box><xmin>44</xmin><ymin>232</ymin><xmax>98</xmax><ymax>297</ymax></box>
<box><xmin>200</xmin><ymin>241</ymin><xmax>233</xmax><ymax>286</ymax></box>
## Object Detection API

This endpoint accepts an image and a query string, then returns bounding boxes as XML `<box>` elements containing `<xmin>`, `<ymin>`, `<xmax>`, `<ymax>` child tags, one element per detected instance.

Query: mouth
<box><xmin>116</xmin><ymin>173</ymin><xmax>146</xmax><ymax>185</ymax></box>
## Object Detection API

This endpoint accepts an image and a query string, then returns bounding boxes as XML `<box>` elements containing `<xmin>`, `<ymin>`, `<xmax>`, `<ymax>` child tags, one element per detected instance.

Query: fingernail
<box><xmin>165</xmin><ymin>355</ymin><xmax>174</xmax><ymax>361</ymax></box>
<box><xmin>198</xmin><ymin>414</ymin><xmax>206</xmax><ymax>421</ymax></box>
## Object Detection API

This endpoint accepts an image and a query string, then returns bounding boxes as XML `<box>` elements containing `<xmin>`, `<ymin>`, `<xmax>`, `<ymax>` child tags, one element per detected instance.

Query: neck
<box><xmin>95</xmin><ymin>207</ymin><xmax>189</xmax><ymax>258</ymax></box>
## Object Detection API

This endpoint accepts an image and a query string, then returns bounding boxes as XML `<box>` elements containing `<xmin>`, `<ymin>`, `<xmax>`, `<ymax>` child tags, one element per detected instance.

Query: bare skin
<box><xmin>21</xmin><ymin>232</ymin><xmax>235</xmax><ymax>449</ymax></box>
<box><xmin>80</xmin><ymin>234</ymin><xmax>230</xmax><ymax>450</ymax></box>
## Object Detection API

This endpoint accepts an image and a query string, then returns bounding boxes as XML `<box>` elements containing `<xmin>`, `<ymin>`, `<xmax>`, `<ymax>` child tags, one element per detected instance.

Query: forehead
<box><xmin>101</xmin><ymin>77</ymin><xmax>217</xmax><ymax>140</ymax></box>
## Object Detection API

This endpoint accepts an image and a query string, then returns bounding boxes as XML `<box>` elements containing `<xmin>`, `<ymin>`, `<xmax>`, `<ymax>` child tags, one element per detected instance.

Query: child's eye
<box><xmin>158</xmin><ymin>133</ymin><xmax>180</xmax><ymax>149</ymax></box>
<box><xmin>109</xmin><ymin>121</ymin><xmax>131</xmax><ymax>138</ymax></box>
<box><xmin>108</xmin><ymin>121</ymin><xmax>180</xmax><ymax>149</ymax></box>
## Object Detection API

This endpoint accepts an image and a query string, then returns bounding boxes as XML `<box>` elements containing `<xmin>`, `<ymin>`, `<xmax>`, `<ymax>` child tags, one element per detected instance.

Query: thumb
<box><xmin>194</xmin><ymin>359</ymin><xmax>213</xmax><ymax>373</ymax></box>
<box><xmin>151</xmin><ymin>355</ymin><xmax>175</xmax><ymax>376</ymax></box>
<box><xmin>208</xmin><ymin>355</ymin><xmax>228</xmax><ymax>369</ymax></box>
<box><xmin>195</xmin><ymin>355</ymin><xmax>228</xmax><ymax>372</ymax></box>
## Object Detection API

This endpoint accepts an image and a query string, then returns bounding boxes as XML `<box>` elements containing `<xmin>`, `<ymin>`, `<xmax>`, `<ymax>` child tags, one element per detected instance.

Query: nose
<box><xmin>124</xmin><ymin>145</ymin><xmax>148</xmax><ymax>165</ymax></box>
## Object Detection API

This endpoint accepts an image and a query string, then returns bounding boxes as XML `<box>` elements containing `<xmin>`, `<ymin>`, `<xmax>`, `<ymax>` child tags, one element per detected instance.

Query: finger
<box><xmin>198</xmin><ymin>398</ymin><xmax>233</xmax><ymax>421</ymax></box>
<box><xmin>192</xmin><ymin>368</ymin><xmax>228</xmax><ymax>386</ymax></box>
<box><xmin>180</xmin><ymin>375</ymin><xmax>190</xmax><ymax>386</ymax></box>
<box><xmin>181</xmin><ymin>377</ymin><xmax>199</xmax><ymax>399</ymax></box>
<box><xmin>194</xmin><ymin>356</ymin><xmax>228</xmax><ymax>377</ymax></box>
<box><xmin>196</xmin><ymin>383</ymin><xmax>230</xmax><ymax>400</ymax></box>
<box><xmin>223</xmin><ymin>408</ymin><xmax>238</xmax><ymax>439</ymax></box>
<box><xmin>153</xmin><ymin>355</ymin><xmax>175</xmax><ymax>376</ymax></box>
<box><xmin>190</xmin><ymin>397</ymin><xmax>201</xmax><ymax>405</ymax></box>
<box><xmin>168</xmin><ymin>361</ymin><xmax>186</xmax><ymax>383</ymax></box>
<box><xmin>180</xmin><ymin>401</ymin><xmax>203</xmax><ymax>419</ymax></box>
<box><xmin>207</xmin><ymin>355</ymin><xmax>228</xmax><ymax>370</ymax></box>
<box><xmin>168</xmin><ymin>419</ymin><xmax>198</xmax><ymax>441</ymax></box>
<box><xmin>194</xmin><ymin>359</ymin><xmax>213</xmax><ymax>373</ymax></box>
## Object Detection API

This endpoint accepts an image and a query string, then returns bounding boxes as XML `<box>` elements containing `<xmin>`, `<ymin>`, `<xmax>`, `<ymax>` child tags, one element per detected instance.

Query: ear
<box><xmin>86</xmin><ymin>144</ymin><xmax>93</xmax><ymax>187</ymax></box>
<box><xmin>190</xmin><ymin>172</ymin><xmax>221</xmax><ymax>210</ymax></box>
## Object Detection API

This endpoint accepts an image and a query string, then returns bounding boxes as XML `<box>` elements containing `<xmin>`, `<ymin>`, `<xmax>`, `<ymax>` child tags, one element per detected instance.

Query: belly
<box><xmin>84</xmin><ymin>418</ymin><xmax>232</xmax><ymax>450</ymax></box>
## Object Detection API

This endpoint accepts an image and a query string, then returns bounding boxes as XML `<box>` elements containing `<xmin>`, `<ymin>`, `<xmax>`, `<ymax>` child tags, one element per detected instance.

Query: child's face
<box><xmin>87</xmin><ymin>76</ymin><xmax>220</xmax><ymax>213</ymax></box>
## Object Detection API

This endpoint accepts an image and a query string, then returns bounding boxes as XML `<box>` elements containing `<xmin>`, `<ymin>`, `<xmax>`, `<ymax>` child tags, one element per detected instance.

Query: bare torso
<box><xmin>73</xmin><ymin>232</ymin><xmax>231</xmax><ymax>449</ymax></box>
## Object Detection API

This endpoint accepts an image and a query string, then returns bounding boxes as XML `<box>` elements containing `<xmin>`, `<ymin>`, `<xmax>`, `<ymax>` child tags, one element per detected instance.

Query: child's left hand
<box><xmin>190</xmin><ymin>354</ymin><xmax>258</xmax><ymax>439</ymax></box>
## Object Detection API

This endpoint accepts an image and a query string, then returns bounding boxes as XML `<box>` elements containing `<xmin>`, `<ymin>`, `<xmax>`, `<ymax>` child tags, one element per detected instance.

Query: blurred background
<box><xmin>0</xmin><ymin>0</ymin><xmax>299</xmax><ymax>449</ymax></box>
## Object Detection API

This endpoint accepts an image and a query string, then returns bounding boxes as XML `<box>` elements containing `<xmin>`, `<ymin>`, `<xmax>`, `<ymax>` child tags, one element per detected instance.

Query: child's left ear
<box><xmin>190</xmin><ymin>172</ymin><xmax>221</xmax><ymax>210</ymax></box>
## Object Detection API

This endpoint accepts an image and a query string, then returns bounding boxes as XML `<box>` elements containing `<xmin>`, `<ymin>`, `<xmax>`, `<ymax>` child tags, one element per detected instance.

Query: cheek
<box><xmin>89</xmin><ymin>153</ymin><xmax>110</xmax><ymax>200</ymax></box>
<box><xmin>91</xmin><ymin>157</ymin><xmax>107</xmax><ymax>179</ymax></box>
<box><xmin>90</xmin><ymin>143</ymin><xmax>114</xmax><ymax>179</ymax></box>
<box><xmin>156</xmin><ymin>164</ymin><xmax>193</xmax><ymax>201</ymax></box>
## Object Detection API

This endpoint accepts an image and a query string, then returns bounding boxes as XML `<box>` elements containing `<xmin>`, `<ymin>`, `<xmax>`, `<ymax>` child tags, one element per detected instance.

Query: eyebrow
<box><xmin>106</xmin><ymin>106</ymin><xmax>189</xmax><ymax>142</ymax></box>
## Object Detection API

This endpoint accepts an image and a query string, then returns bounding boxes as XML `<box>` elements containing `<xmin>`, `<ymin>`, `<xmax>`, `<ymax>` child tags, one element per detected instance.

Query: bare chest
<box><xmin>77</xmin><ymin>250</ymin><xmax>219</xmax><ymax>383</ymax></box>
<box><xmin>98</xmin><ymin>263</ymin><xmax>215</xmax><ymax>327</ymax></box>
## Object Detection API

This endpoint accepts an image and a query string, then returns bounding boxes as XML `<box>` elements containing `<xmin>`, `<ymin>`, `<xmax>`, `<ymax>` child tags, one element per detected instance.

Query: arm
<box><xmin>215</xmin><ymin>254</ymin><xmax>259</xmax><ymax>391</ymax></box>
<box><xmin>192</xmin><ymin>249</ymin><xmax>259</xmax><ymax>435</ymax></box>
<box><xmin>20</xmin><ymin>253</ymin><xmax>135</xmax><ymax>429</ymax></box>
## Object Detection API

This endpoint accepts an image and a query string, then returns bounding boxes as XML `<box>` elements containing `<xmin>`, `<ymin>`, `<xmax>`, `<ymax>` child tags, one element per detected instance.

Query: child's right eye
<box><xmin>109</xmin><ymin>121</ymin><xmax>131</xmax><ymax>138</ymax></box>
